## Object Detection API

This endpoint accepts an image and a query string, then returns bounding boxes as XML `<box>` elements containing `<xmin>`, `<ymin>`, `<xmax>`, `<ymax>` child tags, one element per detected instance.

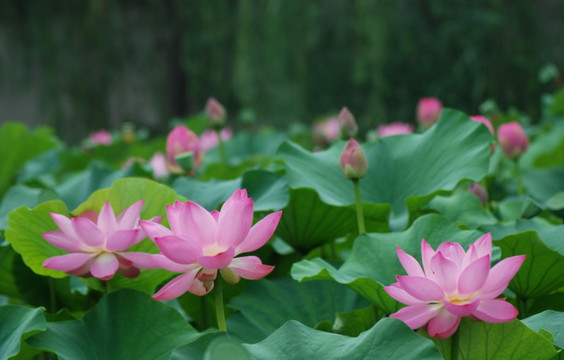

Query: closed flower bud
<box><xmin>166</xmin><ymin>125</ymin><xmax>203</xmax><ymax>173</ymax></box>
<box><xmin>416</xmin><ymin>97</ymin><xmax>443</xmax><ymax>127</ymax></box>
<box><xmin>468</xmin><ymin>182</ymin><xmax>488</xmax><ymax>206</ymax></box>
<box><xmin>338</xmin><ymin>107</ymin><xmax>358</xmax><ymax>138</ymax></box>
<box><xmin>205</xmin><ymin>97</ymin><xmax>226</xmax><ymax>128</ymax></box>
<box><xmin>340</xmin><ymin>138</ymin><xmax>368</xmax><ymax>180</ymax></box>
<box><xmin>470</xmin><ymin>115</ymin><xmax>495</xmax><ymax>155</ymax></box>
<box><xmin>497</xmin><ymin>122</ymin><xmax>528</xmax><ymax>159</ymax></box>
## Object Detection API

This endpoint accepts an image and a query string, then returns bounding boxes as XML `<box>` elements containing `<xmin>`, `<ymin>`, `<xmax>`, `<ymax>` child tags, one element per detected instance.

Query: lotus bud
<box><xmin>165</xmin><ymin>125</ymin><xmax>203</xmax><ymax>174</ymax></box>
<box><xmin>470</xmin><ymin>115</ymin><xmax>495</xmax><ymax>154</ymax></box>
<box><xmin>468</xmin><ymin>182</ymin><xmax>488</xmax><ymax>206</ymax></box>
<box><xmin>416</xmin><ymin>97</ymin><xmax>443</xmax><ymax>127</ymax></box>
<box><xmin>205</xmin><ymin>97</ymin><xmax>226</xmax><ymax>128</ymax></box>
<box><xmin>497</xmin><ymin>122</ymin><xmax>529</xmax><ymax>159</ymax></box>
<box><xmin>340</xmin><ymin>138</ymin><xmax>368</xmax><ymax>180</ymax></box>
<box><xmin>377</xmin><ymin>122</ymin><xmax>414</xmax><ymax>137</ymax></box>
<box><xmin>338</xmin><ymin>107</ymin><xmax>358</xmax><ymax>138</ymax></box>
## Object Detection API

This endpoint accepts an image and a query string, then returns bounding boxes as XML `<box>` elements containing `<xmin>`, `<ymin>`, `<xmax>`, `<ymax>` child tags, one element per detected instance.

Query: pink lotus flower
<box><xmin>416</xmin><ymin>97</ymin><xmax>443</xmax><ymax>127</ymax></box>
<box><xmin>89</xmin><ymin>130</ymin><xmax>112</xmax><ymax>146</ymax></box>
<box><xmin>338</xmin><ymin>107</ymin><xmax>358</xmax><ymax>138</ymax></box>
<box><xmin>166</xmin><ymin>125</ymin><xmax>203</xmax><ymax>173</ymax></box>
<box><xmin>205</xmin><ymin>97</ymin><xmax>226</xmax><ymax>128</ymax></box>
<box><xmin>139</xmin><ymin>189</ymin><xmax>282</xmax><ymax>301</ymax></box>
<box><xmin>42</xmin><ymin>201</ymin><xmax>162</xmax><ymax>280</ymax></box>
<box><xmin>312</xmin><ymin>117</ymin><xmax>341</xmax><ymax>146</ymax></box>
<box><xmin>497</xmin><ymin>122</ymin><xmax>529</xmax><ymax>159</ymax></box>
<box><xmin>200</xmin><ymin>128</ymin><xmax>233</xmax><ymax>152</ymax></box>
<box><xmin>385</xmin><ymin>234</ymin><xmax>525</xmax><ymax>339</ymax></box>
<box><xmin>149</xmin><ymin>151</ymin><xmax>169</xmax><ymax>178</ymax></box>
<box><xmin>340</xmin><ymin>138</ymin><xmax>368</xmax><ymax>180</ymax></box>
<box><xmin>377</xmin><ymin>122</ymin><xmax>414</xmax><ymax>137</ymax></box>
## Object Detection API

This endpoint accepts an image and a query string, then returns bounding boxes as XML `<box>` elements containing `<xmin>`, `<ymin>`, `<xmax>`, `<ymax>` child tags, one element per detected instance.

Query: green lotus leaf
<box><xmin>522</xmin><ymin>310</ymin><xmax>564</xmax><ymax>349</ymax></box>
<box><xmin>0</xmin><ymin>305</ymin><xmax>46</xmax><ymax>359</ymax></box>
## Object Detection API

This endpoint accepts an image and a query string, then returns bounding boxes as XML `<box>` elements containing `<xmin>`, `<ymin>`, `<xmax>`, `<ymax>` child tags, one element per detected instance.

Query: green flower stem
<box><xmin>102</xmin><ymin>280</ymin><xmax>112</xmax><ymax>295</ymax></box>
<box><xmin>517</xmin><ymin>297</ymin><xmax>528</xmax><ymax>319</ymax></box>
<box><xmin>49</xmin><ymin>278</ymin><xmax>57</xmax><ymax>313</ymax></box>
<box><xmin>514</xmin><ymin>159</ymin><xmax>525</xmax><ymax>196</ymax></box>
<box><xmin>353</xmin><ymin>179</ymin><xmax>366</xmax><ymax>234</ymax></box>
<box><xmin>214</xmin><ymin>278</ymin><xmax>227</xmax><ymax>332</ymax></box>
<box><xmin>451</xmin><ymin>328</ymin><xmax>459</xmax><ymax>360</ymax></box>
<box><xmin>217</xmin><ymin>130</ymin><xmax>227</xmax><ymax>167</ymax></box>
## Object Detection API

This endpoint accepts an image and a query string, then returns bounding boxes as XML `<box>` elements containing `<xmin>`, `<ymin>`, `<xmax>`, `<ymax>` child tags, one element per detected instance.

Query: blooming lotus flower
<box><xmin>140</xmin><ymin>189</ymin><xmax>281</xmax><ymax>301</ymax></box>
<box><xmin>205</xmin><ymin>97</ymin><xmax>226</xmax><ymax>128</ymax></box>
<box><xmin>385</xmin><ymin>234</ymin><xmax>525</xmax><ymax>339</ymax></box>
<box><xmin>340</xmin><ymin>138</ymin><xmax>368</xmax><ymax>180</ymax></box>
<box><xmin>89</xmin><ymin>130</ymin><xmax>112</xmax><ymax>146</ymax></box>
<box><xmin>149</xmin><ymin>151</ymin><xmax>169</xmax><ymax>178</ymax></box>
<box><xmin>166</xmin><ymin>125</ymin><xmax>203</xmax><ymax>173</ymax></box>
<box><xmin>200</xmin><ymin>128</ymin><xmax>233</xmax><ymax>152</ymax></box>
<box><xmin>377</xmin><ymin>122</ymin><xmax>414</xmax><ymax>137</ymax></box>
<box><xmin>42</xmin><ymin>201</ymin><xmax>162</xmax><ymax>280</ymax></box>
<box><xmin>312</xmin><ymin>117</ymin><xmax>341</xmax><ymax>146</ymax></box>
<box><xmin>416</xmin><ymin>97</ymin><xmax>443</xmax><ymax>127</ymax></box>
<box><xmin>338</xmin><ymin>107</ymin><xmax>358</xmax><ymax>138</ymax></box>
<box><xmin>497</xmin><ymin>122</ymin><xmax>529</xmax><ymax>159</ymax></box>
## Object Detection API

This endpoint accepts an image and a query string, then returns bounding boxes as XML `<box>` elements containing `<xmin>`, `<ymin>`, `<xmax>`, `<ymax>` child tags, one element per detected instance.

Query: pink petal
<box><xmin>198</xmin><ymin>246</ymin><xmax>235</xmax><ymax>270</ymax></box>
<box><xmin>480</xmin><ymin>255</ymin><xmax>526</xmax><ymax>299</ymax></box>
<box><xmin>188</xmin><ymin>277</ymin><xmax>213</xmax><ymax>296</ymax></box>
<box><xmin>90</xmin><ymin>253</ymin><xmax>119</xmax><ymax>280</ymax></box>
<box><xmin>471</xmin><ymin>299</ymin><xmax>518</xmax><ymax>323</ymax></box>
<box><xmin>421</xmin><ymin>239</ymin><xmax>436</xmax><ymax>278</ymax></box>
<box><xmin>458</xmin><ymin>255</ymin><xmax>490</xmax><ymax>295</ymax></box>
<box><xmin>168</xmin><ymin>201</ymin><xmax>216</xmax><ymax>247</ymax></box>
<box><xmin>236</xmin><ymin>211</ymin><xmax>282</xmax><ymax>255</ymax></box>
<box><xmin>427</xmin><ymin>308</ymin><xmax>461</xmax><ymax>338</ymax></box>
<box><xmin>396</xmin><ymin>247</ymin><xmax>425</xmax><ymax>277</ymax></box>
<box><xmin>389</xmin><ymin>303</ymin><xmax>442</xmax><ymax>329</ymax></box>
<box><xmin>153</xmin><ymin>267</ymin><xmax>200</xmax><ymax>301</ymax></box>
<box><xmin>228</xmin><ymin>256</ymin><xmax>274</xmax><ymax>280</ymax></box>
<box><xmin>105</xmin><ymin>229</ymin><xmax>140</xmax><ymax>251</ymax></box>
<box><xmin>50</xmin><ymin>213</ymin><xmax>78</xmax><ymax>239</ymax></box>
<box><xmin>139</xmin><ymin>220</ymin><xmax>173</xmax><ymax>241</ymax></box>
<box><xmin>118</xmin><ymin>253</ymin><xmax>183</xmax><ymax>270</ymax></box>
<box><xmin>473</xmin><ymin>233</ymin><xmax>492</xmax><ymax>258</ymax></box>
<box><xmin>397</xmin><ymin>275</ymin><xmax>444</xmax><ymax>302</ymax></box>
<box><xmin>97</xmin><ymin>202</ymin><xmax>117</xmax><ymax>235</ymax></box>
<box><xmin>210</xmin><ymin>210</ymin><xmax>220</xmax><ymax>222</ymax></box>
<box><xmin>43</xmin><ymin>253</ymin><xmax>95</xmax><ymax>273</ymax></box>
<box><xmin>217</xmin><ymin>191</ymin><xmax>254</xmax><ymax>248</ymax></box>
<box><xmin>430</xmin><ymin>251</ymin><xmax>459</xmax><ymax>293</ymax></box>
<box><xmin>384</xmin><ymin>283</ymin><xmax>424</xmax><ymax>305</ymax></box>
<box><xmin>42</xmin><ymin>230</ymin><xmax>84</xmax><ymax>252</ymax></box>
<box><xmin>154</xmin><ymin>235</ymin><xmax>202</xmax><ymax>265</ymax></box>
<box><xmin>443</xmin><ymin>298</ymin><xmax>480</xmax><ymax>317</ymax></box>
<box><xmin>436</xmin><ymin>242</ymin><xmax>465</xmax><ymax>264</ymax></box>
<box><xmin>71</xmin><ymin>217</ymin><xmax>104</xmax><ymax>248</ymax></box>
<box><xmin>116</xmin><ymin>200</ymin><xmax>144</xmax><ymax>229</ymax></box>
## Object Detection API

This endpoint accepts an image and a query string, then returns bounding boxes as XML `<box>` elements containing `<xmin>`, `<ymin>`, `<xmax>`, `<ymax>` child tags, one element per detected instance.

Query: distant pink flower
<box><xmin>470</xmin><ymin>115</ymin><xmax>494</xmax><ymax>136</ymax></box>
<box><xmin>200</xmin><ymin>128</ymin><xmax>233</xmax><ymax>152</ymax></box>
<box><xmin>497</xmin><ymin>122</ymin><xmax>529</xmax><ymax>159</ymax></box>
<box><xmin>150</xmin><ymin>152</ymin><xmax>169</xmax><ymax>178</ymax></box>
<box><xmin>42</xmin><ymin>201</ymin><xmax>162</xmax><ymax>280</ymax></box>
<box><xmin>166</xmin><ymin>125</ymin><xmax>203</xmax><ymax>173</ymax></box>
<box><xmin>385</xmin><ymin>234</ymin><xmax>525</xmax><ymax>338</ymax></box>
<box><xmin>340</xmin><ymin>138</ymin><xmax>368</xmax><ymax>180</ymax></box>
<box><xmin>89</xmin><ymin>130</ymin><xmax>112</xmax><ymax>146</ymax></box>
<box><xmin>205</xmin><ymin>97</ymin><xmax>226</xmax><ymax>128</ymax></box>
<box><xmin>469</xmin><ymin>182</ymin><xmax>488</xmax><ymax>206</ymax></box>
<box><xmin>312</xmin><ymin>117</ymin><xmax>340</xmax><ymax>146</ymax></box>
<box><xmin>377</xmin><ymin>122</ymin><xmax>414</xmax><ymax>137</ymax></box>
<box><xmin>338</xmin><ymin>107</ymin><xmax>358</xmax><ymax>138</ymax></box>
<box><xmin>140</xmin><ymin>189</ymin><xmax>281</xmax><ymax>301</ymax></box>
<box><xmin>416</xmin><ymin>97</ymin><xmax>443</xmax><ymax>127</ymax></box>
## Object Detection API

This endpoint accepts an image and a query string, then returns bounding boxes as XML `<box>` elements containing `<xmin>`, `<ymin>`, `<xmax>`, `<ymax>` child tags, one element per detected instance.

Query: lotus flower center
<box><xmin>203</xmin><ymin>244</ymin><xmax>227</xmax><ymax>256</ymax></box>
<box><xmin>445</xmin><ymin>293</ymin><xmax>475</xmax><ymax>305</ymax></box>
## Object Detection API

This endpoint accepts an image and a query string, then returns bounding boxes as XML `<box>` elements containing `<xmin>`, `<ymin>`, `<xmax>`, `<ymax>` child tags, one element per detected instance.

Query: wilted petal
<box><xmin>397</xmin><ymin>276</ymin><xmax>444</xmax><ymax>302</ymax></box>
<box><xmin>427</xmin><ymin>308</ymin><xmax>461</xmax><ymax>339</ymax></box>
<box><xmin>480</xmin><ymin>255</ymin><xmax>526</xmax><ymax>299</ymax></box>
<box><xmin>430</xmin><ymin>251</ymin><xmax>459</xmax><ymax>293</ymax></box>
<box><xmin>90</xmin><ymin>253</ymin><xmax>119</xmax><ymax>280</ymax></box>
<box><xmin>153</xmin><ymin>267</ymin><xmax>200</xmax><ymax>301</ymax></box>
<box><xmin>389</xmin><ymin>303</ymin><xmax>442</xmax><ymax>329</ymax></box>
<box><xmin>443</xmin><ymin>298</ymin><xmax>480</xmax><ymax>317</ymax></box>
<box><xmin>42</xmin><ymin>230</ymin><xmax>84</xmax><ymax>252</ymax></box>
<box><xmin>228</xmin><ymin>256</ymin><xmax>274</xmax><ymax>280</ymax></box>
<box><xmin>43</xmin><ymin>253</ymin><xmax>95</xmax><ymax>273</ymax></box>
<box><xmin>116</xmin><ymin>200</ymin><xmax>144</xmax><ymax>229</ymax></box>
<box><xmin>106</xmin><ymin>229</ymin><xmax>140</xmax><ymax>251</ymax></box>
<box><xmin>236</xmin><ymin>211</ymin><xmax>282</xmax><ymax>254</ymax></box>
<box><xmin>384</xmin><ymin>283</ymin><xmax>424</xmax><ymax>305</ymax></box>
<box><xmin>154</xmin><ymin>235</ymin><xmax>202</xmax><ymax>265</ymax></box>
<box><xmin>169</xmin><ymin>201</ymin><xmax>216</xmax><ymax>247</ymax></box>
<box><xmin>396</xmin><ymin>247</ymin><xmax>425</xmax><ymax>277</ymax></box>
<box><xmin>97</xmin><ymin>202</ymin><xmax>117</xmax><ymax>235</ymax></box>
<box><xmin>471</xmin><ymin>299</ymin><xmax>518</xmax><ymax>323</ymax></box>
<box><xmin>458</xmin><ymin>255</ymin><xmax>490</xmax><ymax>295</ymax></box>
<box><xmin>217</xmin><ymin>190</ymin><xmax>254</xmax><ymax>248</ymax></box>
<box><xmin>71</xmin><ymin>217</ymin><xmax>105</xmax><ymax>248</ymax></box>
<box><xmin>140</xmin><ymin>220</ymin><xmax>173</xmax><ymax>241</ymax></box>
<box><xmin>198</xmin><ymin>246</ymin><xmax>235</xmax><ymax>270</ymax></box>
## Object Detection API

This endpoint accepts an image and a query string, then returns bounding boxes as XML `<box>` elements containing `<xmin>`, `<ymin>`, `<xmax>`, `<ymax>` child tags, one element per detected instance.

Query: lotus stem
<box><xmin>353</xmin><ymin>179</ymin><xmax>366</xmax><ymax>234</ymax></box>
<box><xmin>214</xmin><ymin>278</ymin><xmax>227</xmax><ymax>332</ymax></box>
<box><xmin>49</xmin><ymin>278</ymin><xmax>57</xmax><ymax>313</ymax></box>
<box><xmin>451</xmin><ymin>328</ymin><xmax>459</xmax><ymax>360</ymax></box>
<box><xmin>217</xmin><ymin>129</ymin><xmax>228</xmax><ymax>167</ymax></box>
<box><xmin>514</xmin><ymin>159</ymin><xmax>525</xmax><ymax>196</ymax></box>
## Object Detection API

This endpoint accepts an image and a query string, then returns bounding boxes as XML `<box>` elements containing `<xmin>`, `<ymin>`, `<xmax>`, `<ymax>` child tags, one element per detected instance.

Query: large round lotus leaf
<box><xmin>277</xmin><ymin>109</ymin><xmax>492</xmax><ymax>230</ymax></box>
<box><xmin>0</xmin><ymin>305</ymin><xmax>46</xmax><ymax>359</ymax></box>
<box><xmin>27</xmin><ymin>289</ymin><xmax>200</xmax><ymax>360</ymax></box>
<box><xmin>522</xmin><ymin>310</ymin><xmax>564</xmax><ymax>349</ymax></box>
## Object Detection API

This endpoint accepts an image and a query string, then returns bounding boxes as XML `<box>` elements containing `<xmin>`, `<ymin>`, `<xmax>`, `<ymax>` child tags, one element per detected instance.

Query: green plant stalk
<box><xmin>451</xmin><ymin>328</ymin><xmax>459</xmax><ymax>360</ymax></box>
<box><xmin>217</xmin><ymin>129</ymin><xmax>228</xmax><ymax>167</ymax></box>
<box><xmin>214</xmin><ymin>278</ymin><xmax>227</xmax><ymax>332</ymax></box>
<box><xmin>353</xmin><ymin>179</ymin><xmax>366</xmax><ymax>234</ymax></box>
<box><xmin>49</xmin><ymin>278</ymin><xmax>57</xmax><ymax>313</ymax></box>
<box><xmin>514</xmin><ymin>159</ymin><xmax>525</xmax><ymax>196</ymax></box>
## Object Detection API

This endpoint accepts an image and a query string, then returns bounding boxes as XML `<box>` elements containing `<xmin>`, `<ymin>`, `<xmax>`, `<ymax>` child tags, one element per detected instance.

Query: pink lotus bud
<box><xmin>377</xmin><ymin>122</ymin><xmax>414</xmax><ymax>137</ymax></box>
<box><xmin>469</xmin><ymin>115</ymin><xmax>494</xmax><ymax>136</ymax></box>
<box><xmin>200</xmin><ymin>127</ymin><xmax>233</xmax><ymax>152</ymax></box>
<box><xmin>312</xmin><ymin>117</ymin><xmax>340</xmax><ymax>146</ymax></box>
<box><xmin>205</xmin><ymin>97</ymin><xmax>226</xmax><ymax>128</ymax></box>
<box><xmin>469</xmin><ymin>182</ymin><xmax>488</xmax><ymax>206</ymax></box>
<box><xmin>338</xmin><ymin>107</ymin><xmax>358</xmax><ymax>138</ymax></box>
<box><xmin>165</xmin><ymin>125</ymin><xmax>203</xmax><ymax>173</ymax></box>
<box><xmin>416</xmin><ymin>97</ymin><xmax>443</xmax><ymax>127</ymax></box>
<box><xmin>497</xmin><ymin>122</ymin><xmax>529</xmax><ymax>159</ymax></box>
<box><xmin>89</xmin><ymin>130</ymin><xmax>112</xmax><ymax>146</ymax></box>
<box><xmin>340</xmin><ymin>138</ymin><xmax>368</xmax><ymax>180</ymax></box>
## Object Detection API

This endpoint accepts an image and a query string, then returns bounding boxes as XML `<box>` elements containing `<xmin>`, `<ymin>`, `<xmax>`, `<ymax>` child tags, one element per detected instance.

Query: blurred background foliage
<box><xmin>0</xmin><ymin>0</ymin><xmax>563</xmax><ymax>143</ymax></box>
